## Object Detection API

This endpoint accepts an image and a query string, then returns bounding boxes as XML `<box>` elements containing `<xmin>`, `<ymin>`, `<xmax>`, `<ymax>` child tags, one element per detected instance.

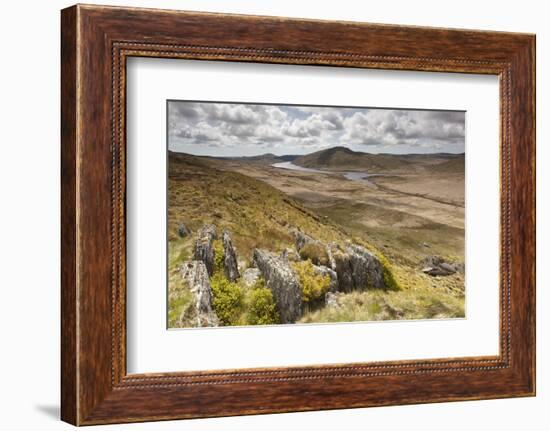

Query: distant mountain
<box><xmin>292</xmin><ymin>146</ymin><xmax>410</xmax><ymax>173</ymax></box>
<box><xmin>292</xmin><ymin>146</ymin><xmax>464</xmax><ymax>174</ymax></box>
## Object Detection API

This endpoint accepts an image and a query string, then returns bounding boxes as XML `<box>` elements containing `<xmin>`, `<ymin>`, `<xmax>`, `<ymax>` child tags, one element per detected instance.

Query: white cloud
<box><xmin>341</xmin><ymin>109</ymin><xmax>465</xmax><ymax>149</ymax></box>
<box><xmin>168</xmin><ymin>101</ymin><xmax>465</xmax><ymax>156</ymax></box>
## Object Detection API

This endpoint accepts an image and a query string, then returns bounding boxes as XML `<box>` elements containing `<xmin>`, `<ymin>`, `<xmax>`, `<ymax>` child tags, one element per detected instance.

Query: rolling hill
<box><xmin>292</xmin><ymin>146</ymin><xmax>464</xmax><ymax>174</ymax></box>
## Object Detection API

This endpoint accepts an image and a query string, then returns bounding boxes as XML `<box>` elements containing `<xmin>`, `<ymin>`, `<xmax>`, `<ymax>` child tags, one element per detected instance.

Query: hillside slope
<box><xmin>168</xmin><ymin>152</ymin><xmax>352</xmax><ymax>264</ymax></box>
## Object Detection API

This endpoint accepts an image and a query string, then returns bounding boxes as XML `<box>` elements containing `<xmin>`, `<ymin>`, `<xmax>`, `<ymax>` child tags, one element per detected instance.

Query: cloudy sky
<box><xmin>168</xmin><ymin>101</ymin><xmax>465</xmax><ymax>156</ymax></box>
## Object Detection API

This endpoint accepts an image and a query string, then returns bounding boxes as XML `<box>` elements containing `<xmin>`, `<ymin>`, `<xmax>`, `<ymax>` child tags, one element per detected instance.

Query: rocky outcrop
<box><xmin>222</xmin><ymin>230</ymin><xmax>240</xmax><ymax>282</ymax></box>
<box><xmin>193</xmin><ymin>225</ymin><xmax>217</xmax><ymax>276</ymax></box>
<box><xmin>180</xmin><ymin>261</ymin><xmax>219</xmax><ymax>327</ymax></box>
<box><xmin>177</xmin><ymin>223</ymin><xmax>191</xmax><ymax>238</ymax></box>
<box><xmin>253</xmin><ymin>249</ymin><xmax>303</xmax><ymax>324</ymax></box>
<box><xmin>331</xmin><ymin>244</ymin><xmax>385</xmax><ymax>291</ymax></box>
<box><xmin>348</xmin><ymin>244</ymin><xmax>385</xmax><ymax>290</ymax></box>
<box><xmin>242</xmin><ymin>268</ymin><xmax>261</xmax><ymax>288</ymax></box>
<box><xmin>332</xmin><ymin>249</ymin><xmax>354</xmax><ymax>292</ymax></box>
<box><xmin>326</xmin><ymin>242</ymin><xmax>337</xmax><ymax>271</ymax></box>
<box><xmin>421</xmin><ymin>256</ymin><xmax>464</xmax><ymax>276</ymax></box>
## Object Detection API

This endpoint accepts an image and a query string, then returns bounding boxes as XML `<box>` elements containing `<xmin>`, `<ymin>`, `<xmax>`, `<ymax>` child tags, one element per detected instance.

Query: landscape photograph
<box><xmin>167</xmin><ymin>100</ymin><xmax>466</xmax><ymax>328</ymax></box>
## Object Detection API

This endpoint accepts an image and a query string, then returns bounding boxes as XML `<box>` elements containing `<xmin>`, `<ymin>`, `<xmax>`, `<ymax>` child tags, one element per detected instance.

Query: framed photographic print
<box><xmin>61</xmin><ymin>4</ymin><xmax>536</xmax><ymax>425</ymax></box>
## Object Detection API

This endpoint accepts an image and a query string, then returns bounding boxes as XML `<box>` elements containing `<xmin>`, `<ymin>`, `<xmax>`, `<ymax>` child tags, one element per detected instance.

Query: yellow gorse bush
<box><xmin>292</xmin><ymin>260</ymin><xmax>331</xmax><ymax>303</ymax></box>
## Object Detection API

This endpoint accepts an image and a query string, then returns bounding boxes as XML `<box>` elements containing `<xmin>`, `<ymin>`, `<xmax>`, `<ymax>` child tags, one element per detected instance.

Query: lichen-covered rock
<box><xmin>347</xmin><ymin>244</ymin><xmax>385</xmax><ymax>290</ymax></box>
<box><xmin>326</xmin><ymin>242</ymin><xmax>337</xmax><ymax>271</ymax></box>
<box><xmin>332</xmin><ymin>249</ymin><xmax>354</xmax><ymax>292</ymax></box>
<box><xmin>180</xmin><ymin>261</ymin><xmax>219</xmax><ymax>327</ymax></box>
<box><xmin>193</xmin><ymin>225</ymin><xmax>217</xmax><ymax>276</ymax></box>
<box><xmin>253</xmin><ymin>249</ymin><xmax>303</xmax><ymax>323</ymax></box>
<box><xmin>330</xmin><ymin>244</ymin><xmax>385</xmax><ymax>291</ymax></box>
<box><xmin>421</xmin><ymin>256</ymin><xmax>464</xmax><ymax>276</ymax></box>
<box><xmin>242</xmin><ymin>268</ymin><xmax>261</xmax><ymax>288</ymax></box>
<box><xmin>222</xmin><ymin>230</ymin><xmax>240</xmax><ymax>282</ymax></box>
<box><xmin>177</xmin><ymin>223</ymin><xmax>191</xmax><ymax>238</ymax></box>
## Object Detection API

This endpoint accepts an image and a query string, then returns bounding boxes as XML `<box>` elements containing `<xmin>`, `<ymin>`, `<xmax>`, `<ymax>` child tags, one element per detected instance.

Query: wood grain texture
<box><xmin>60</xmin><ymin>5</ymin><xmax>78</xmax><ymax>425</ymax></box>
<box><xmin>60</xmin><ymin>4</ymin><xmax>536</xmax><ymax>425</ymax></box>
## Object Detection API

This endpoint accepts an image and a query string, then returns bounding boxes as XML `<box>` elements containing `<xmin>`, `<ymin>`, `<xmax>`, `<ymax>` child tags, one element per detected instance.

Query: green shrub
<box><xmin>377</xmin><ymin>252</ymin><xmax>401</xmax><ymax>291</ymax></box>
<box><xmin>292</xmin><ymin>260</ymin><xmax>331</xmax><ymax>303</ymax></box>
<box><xmin>213</xmin><ymin>239</ymin><xmax>224</xmax><ymax>273</ymax></box>
<box><xmin>245</xmin><ymin>279</ymin><xmax>280</xmax><ymax>325</ymax></box>
<box><xmin>298</xmin><ymin>242</ymin><xmax>329</xmax><ymax>266</ymax></box>
<box><xmin>210</xmin><ymin>273</ymin><xmax>244</xmax><ymax>325</ymax></box>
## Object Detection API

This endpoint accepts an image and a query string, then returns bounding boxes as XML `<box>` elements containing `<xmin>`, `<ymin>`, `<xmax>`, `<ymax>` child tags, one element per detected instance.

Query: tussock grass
<box><xmin>299</xmin><ymin>284</ymin><xmax>464</xmax><ymax>324</ymax></box>
<box><xmin>167</xmin><ymin>273</ymin><xmax>194</xmax><ymax>328</ymax></box>
<box><xmin>298</xmin><ymin>243</ymin><xmax>330</xmax><ymax>267</ymax></box>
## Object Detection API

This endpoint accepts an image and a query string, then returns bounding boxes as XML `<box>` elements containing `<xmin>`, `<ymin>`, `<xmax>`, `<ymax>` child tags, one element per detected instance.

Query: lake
<box><xmin>271</xmin><ymin>161</ymin><xmax>378</xmax><ymax>188</ymax></box>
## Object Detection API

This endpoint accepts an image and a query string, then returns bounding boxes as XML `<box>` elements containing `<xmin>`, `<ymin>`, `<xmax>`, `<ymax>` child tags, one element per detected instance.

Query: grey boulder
<box><xmin>222</xmin><ymin>230</ymin><xmax>240</xmax><ymax>282</ymax></box>
<box><xmin>180</xmin><ymin>261</ymin><xmax>219</xmax><ymax>327</ymax></box>
<box><xmin>332</xmin><ymin>249</ymin><xmax>354</xmax><ymax>292</ymax></box>
<box><xmin>331</xmin><ymin>244</ymin><xmax>386</xmax><ymax>291</ymax></box>
<box><xmin>421</xmin><ymin>255</ymin><xmax>464</xmax><ymax>277</ymax></box>
<box><xmin>253</xmin><ymin>249</ymin><xmax>303</xmax><ymax>324</ymax></box>
<box><xmin>193</xmin><ymin>225</ymin><xmax>217</xmax><ymax>276</ymax></box>
<box><xmin>347</xmin><ymin>244</ymin><xmax>385</xmax><ymax>290</ymax></box>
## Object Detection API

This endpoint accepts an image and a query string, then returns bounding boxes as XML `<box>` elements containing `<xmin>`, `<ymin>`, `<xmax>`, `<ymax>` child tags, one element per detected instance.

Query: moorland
<box><xmin>168</xmin><ymin>146</ymin><xmax>465</xmax><ymax>328</ymax></box>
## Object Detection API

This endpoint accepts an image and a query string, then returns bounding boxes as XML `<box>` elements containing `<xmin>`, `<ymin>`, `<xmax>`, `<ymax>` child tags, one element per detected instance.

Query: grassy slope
<box><xmin>168</xmin><ymin>152</ymin><xmax>350</xmax><ymax>258</ymax></box>
<box><xmin>168</xmin><ymin>152</ymin><xmax>464</xmax><ymax>327</ymax></box>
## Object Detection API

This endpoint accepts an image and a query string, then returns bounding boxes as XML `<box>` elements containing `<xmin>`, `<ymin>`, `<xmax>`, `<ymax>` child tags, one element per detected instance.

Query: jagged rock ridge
<box><xmin>193</xmin><ymin>224</ymin><xmax>217</xmax><ymax>276</ymax></box>
<box><xmin>222</xmin><ymin>230</ymin><xmax>240</xmax><ymax>282</ymax></box>
<box><xmin>253</xmin><ymin>249</ymin><xmax>303</xmax><ymax>324</ymax></box>
<box><xmin>180</xmin><ymin>260</ymin><xmax>219</xmax><ymax>327</ymax></box>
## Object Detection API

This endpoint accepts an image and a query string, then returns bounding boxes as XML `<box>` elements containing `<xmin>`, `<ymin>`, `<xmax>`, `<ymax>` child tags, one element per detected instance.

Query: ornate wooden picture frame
<box><xmin>61</xmin><ymin>4</ymin><xmax>535</xmax><ymax>425</ymax></box>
